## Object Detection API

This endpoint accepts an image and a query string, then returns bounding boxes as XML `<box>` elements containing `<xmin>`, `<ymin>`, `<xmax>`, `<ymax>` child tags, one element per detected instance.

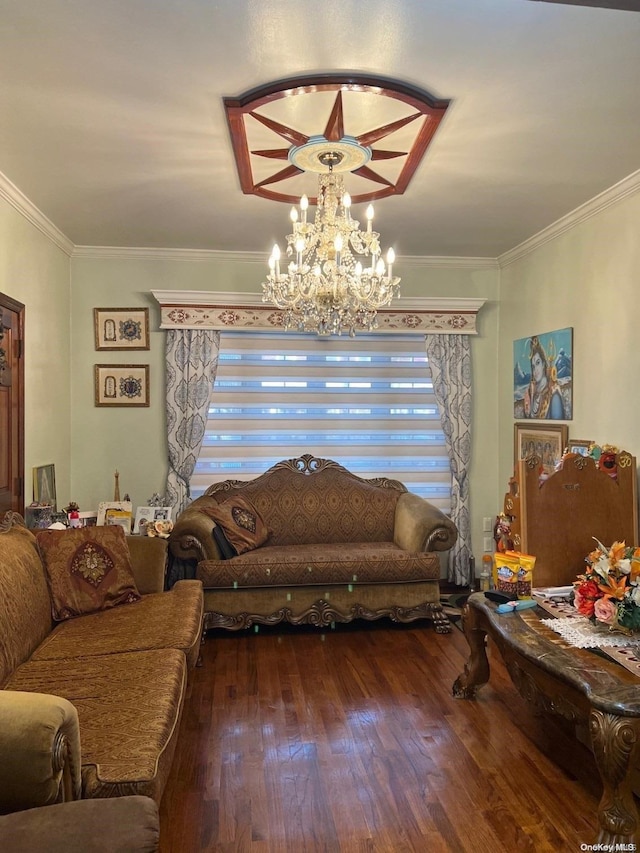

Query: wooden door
<box><xmin>0</xmin><ymin>294</ymin><xmax>24</xmax><ymax>516</ymax></box>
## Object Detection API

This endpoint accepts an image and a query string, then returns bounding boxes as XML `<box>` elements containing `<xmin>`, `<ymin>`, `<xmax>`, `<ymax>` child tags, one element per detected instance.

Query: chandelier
<box><xmin>262</xmin><ymin>142</ymin><xmax>401</xmax><ymax>337</ymax></box>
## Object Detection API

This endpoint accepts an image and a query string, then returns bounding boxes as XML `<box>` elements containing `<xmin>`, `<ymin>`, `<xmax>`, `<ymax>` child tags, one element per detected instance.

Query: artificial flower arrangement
<box><xmin>573</xmin><ymin>539</ymin><xmax>640</xmax><ymax>634</ymax></box>
<box><xmin>140</xmin><ymin>519</ymin><xmax>174</xmax><ymax>539</ymax></box>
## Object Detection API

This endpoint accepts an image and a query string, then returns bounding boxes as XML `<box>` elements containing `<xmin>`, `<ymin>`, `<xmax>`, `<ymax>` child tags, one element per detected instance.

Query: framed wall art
<box><xmin>514</xmin><ymin>422</ymin><xmax>568</xmax><ymax>475</ymax></box>
<box><xmin>94</xmin><ymin>364</ymin><xmax>150</xmax><ymax>407</ymax></box>
<box><xmin>567</xmin><ymin>439</ymin><xmax>593</xmax><ymax>457</ymax></box>
<box><xmin>513</xmin><ymin>327</ymin><xmax>573</xmax><ymax>420</ymax></box>
<box><xmin>94</xmin><ymin>307</ymin><xmax>150</xmax><ymax>350</ymax></box>
<box><xmin>32</xmin><ymin>463</ymin><xmax>56</xmax><ymax>507</ymax></box>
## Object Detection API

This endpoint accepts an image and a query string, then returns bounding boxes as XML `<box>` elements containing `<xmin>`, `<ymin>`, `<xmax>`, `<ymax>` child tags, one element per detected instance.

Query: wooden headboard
<box><xmin>503</xmin><ymin>450</ymin><xmax>639</xmax><ymax>588</ymax></box>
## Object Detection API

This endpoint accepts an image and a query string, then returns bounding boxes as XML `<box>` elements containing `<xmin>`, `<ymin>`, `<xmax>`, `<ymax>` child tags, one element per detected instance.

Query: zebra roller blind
<box><xmin>190</xmin><ymin>331</ymin><xmax>451</xmax><ymax>512</ymax></box>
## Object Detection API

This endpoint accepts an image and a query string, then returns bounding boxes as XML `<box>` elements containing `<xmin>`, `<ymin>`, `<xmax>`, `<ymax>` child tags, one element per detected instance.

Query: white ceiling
<box><xmin>0</xmin><ymin>0</ymin><xmax>639</xmax><ymax>259</ymax></box>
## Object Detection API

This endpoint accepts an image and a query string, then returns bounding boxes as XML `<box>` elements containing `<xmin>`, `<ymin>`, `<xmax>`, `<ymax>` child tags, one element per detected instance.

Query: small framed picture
<box><xmin>95</xmin><ymin>364</ymin><xmax>149</xmax><ymax>407</ymax></box>
<box><xmin>514</xmin><ymin>422</ymin><xmax>568</xmax><ymax>475</ymax></box>
<box><xmin>133</xmin><ymin>506</ymin><xmax>155</xmax><ymax>534</ymax></box>
<box><xmin>134</xmin><ymin>506</ymin><xmax>173</xmax><ymax>534</ymax></box>
<box><xmin>78</xmin><ymin>510</ymin><xmax>98</xmax><ymax>528</ymax></box>
<box><xmin>32</xmin><ymin>464</ymin><xmax>56</xmax><ymax>508</ymax></box>
<box><xmin>105</xmin><ymin>511</ymin><xmax>133</xmax><ymax>534</ymax></box>
<box><xmin>152</xmin><ymin>507</ymin><xmax>172</xmax><ymax>522</ymax></box>
<box><xmin>97</xmin><ymin>501</ymin><xmax>133</xmax><ymax>528</ymax></box>
<box><xmin>94</xmin><ymin>308</ymin><xmax>150</xmax><ymax>350</ymax></box>
<box><xmin>567</xmin><ymin>439</ymin><xmax>593</xmax><ymax>457</ymax></box>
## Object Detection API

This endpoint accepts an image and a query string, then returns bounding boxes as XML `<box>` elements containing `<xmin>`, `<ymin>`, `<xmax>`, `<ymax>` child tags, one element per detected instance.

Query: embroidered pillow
<box><xmin>36</xmin><ymin>526</ymin><xmax>141</xmax><ymax>621</ymax></box>
<box><xmin>200</xmin><ymin>494</ymin><xmax>270</xmax><ymax>555</ymax></box>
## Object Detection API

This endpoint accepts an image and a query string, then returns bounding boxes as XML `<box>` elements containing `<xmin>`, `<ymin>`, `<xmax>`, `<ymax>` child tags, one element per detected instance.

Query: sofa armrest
<box><xmin>0</xmin><ymin>796</ymin><xmax>160</xmax><ymax>852</ymax></box>
<box><xmin>126</xmin><ymin>535</ymin><xmax>168</xmax><ymax>595</ymax></box>
<box><xmin>0</xmin><ymin>692</ymin><xmax>82</xmax><ymax>813</ymax></box>
<box><xmin>168</xmin><ymin>497</ymin><xmax>223</xmax><ymax>563</ymax></box>
<box><xmin>394</xmin><ymin>492</ymin><xmax>458</xmax><ymax>553</ymax></box>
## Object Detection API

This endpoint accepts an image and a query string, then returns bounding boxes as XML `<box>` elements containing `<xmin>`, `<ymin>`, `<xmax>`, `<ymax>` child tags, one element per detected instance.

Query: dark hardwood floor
<box><xmin>159</xmin><ymin>610</ymin><xmax>606</xmax><ymax>852</ymax></box>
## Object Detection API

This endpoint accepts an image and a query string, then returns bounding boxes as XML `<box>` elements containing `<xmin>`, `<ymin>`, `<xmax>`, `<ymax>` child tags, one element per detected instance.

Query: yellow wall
<box><xmin>498</xmin><ymin>189</ymin><xmax>640</xmax><ymax>494</ymax></box>
<box><xmin>0</xmin><ymin>194</ymin><xmax>71</xmax><ymax>506</ymax></box>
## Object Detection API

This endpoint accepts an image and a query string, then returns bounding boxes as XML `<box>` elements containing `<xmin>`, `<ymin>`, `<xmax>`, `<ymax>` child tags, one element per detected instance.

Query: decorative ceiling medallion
<box><xmin>288</xmin><ymin>136</ymin><xmax>371</xmax><ymax>174</ymax></box>
<box><xmin>224</xmin><ymin>74</ymin><xmax>450</xmax><ymax>206</ymax></box>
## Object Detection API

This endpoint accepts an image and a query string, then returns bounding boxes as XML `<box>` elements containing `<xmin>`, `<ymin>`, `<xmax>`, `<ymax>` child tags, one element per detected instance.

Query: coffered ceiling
<box><xmin>0</xmin><ymin>0</ymin><xmax>639</xmax><ymax>258</ymax></box>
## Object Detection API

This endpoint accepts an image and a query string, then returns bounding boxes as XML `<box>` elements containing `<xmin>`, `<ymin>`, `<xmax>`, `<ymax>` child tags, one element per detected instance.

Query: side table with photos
<box><xmin>453</xmin><ymin>591</ymin><xmax>640</xmax><ymax>846</ymax></box>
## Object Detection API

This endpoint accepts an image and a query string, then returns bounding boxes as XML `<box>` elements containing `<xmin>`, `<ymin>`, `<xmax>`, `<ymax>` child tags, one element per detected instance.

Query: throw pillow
<box><xmin>200</xmin><ymin>494</ymin><xmax>270</xmax><ymax>555</ymax></box>
<box><xmin>36</xmin><ymin>525</ymin><xmax>141</xmax><ymax>621</ymax></box>
<box><xmin>212</xmin><ymin>524</ymin><xmax>237</xmax><ymax>560</ymax></box>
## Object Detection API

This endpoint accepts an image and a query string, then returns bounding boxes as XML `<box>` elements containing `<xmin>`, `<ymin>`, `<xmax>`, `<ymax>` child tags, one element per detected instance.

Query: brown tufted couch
<box><xmin>0</xmin><ymin>513</ymin><xmax>204</xmax><ymax>815</ymax></box>
<box><xmin>169</xmin><ymin>455</ymin><xmax>457</xmax><ymax>633</ymax></box>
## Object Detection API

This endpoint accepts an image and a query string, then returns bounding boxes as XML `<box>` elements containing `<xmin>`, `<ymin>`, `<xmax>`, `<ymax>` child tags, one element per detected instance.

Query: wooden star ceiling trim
<box><xmin>224</xmin><ymin>74</ymin><xmax>450</xmax><ymax>206</ymax></box>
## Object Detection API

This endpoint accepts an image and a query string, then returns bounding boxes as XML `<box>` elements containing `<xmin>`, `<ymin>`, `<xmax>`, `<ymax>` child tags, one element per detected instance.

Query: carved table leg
<box><xmin>452</xmin><ymin>601</ymin><xmax>490</xmax><ymax>699</ymax></box>
<box><xmin>590</xmin><ymin>710</ymin><xmax>640</xmax><ymax>845</ymax></box>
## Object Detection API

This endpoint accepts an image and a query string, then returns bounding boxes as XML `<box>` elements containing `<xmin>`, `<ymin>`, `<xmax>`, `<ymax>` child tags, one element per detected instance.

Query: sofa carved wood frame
<box><xmin>171</xmin><ymin>455</ymin><xmax>456</xmax><ymax>634</ymax></box>
<box><xmin>204</xmin><ymin>599</ymin><xmax>451</xmax><ymax>634</ymax></box>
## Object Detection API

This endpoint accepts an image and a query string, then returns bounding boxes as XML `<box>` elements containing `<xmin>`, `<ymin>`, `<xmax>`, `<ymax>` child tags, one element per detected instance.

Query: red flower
<box><xmin>574</xmin><ymin>580</ymin><xmax>602</xmax><ymax>618</ymax></box>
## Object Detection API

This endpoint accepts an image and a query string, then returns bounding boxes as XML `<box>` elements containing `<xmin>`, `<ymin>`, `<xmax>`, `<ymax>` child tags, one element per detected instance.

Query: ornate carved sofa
<box><xmin>0</xmin><ymin>514</ymin><xmax>204</xmax><ymax>812</ymax></box>
<box><xmin>168</xmin><ymin>455</ymin><xmax>457</xmax><ymax>632</ymax></box>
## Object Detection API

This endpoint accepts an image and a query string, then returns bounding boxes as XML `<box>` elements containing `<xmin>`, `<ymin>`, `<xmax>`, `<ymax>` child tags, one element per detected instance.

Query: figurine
<box><xmin>493</xmin><ymin>512</ymin><xmax>514</xmax><ymax>553</ymax></box>
<box><xmin>147</xmin><ymin>493</ymin><xmax>166</xmax><ymax>507</ymax></box>
<box><xmin>64</xmin><ymin>501</ymin><xmax>81</xmax><ymax>528</ymax></box>
<box><xmin>598</xmin><ymin>445</ymin><xmax>619</xmax><ymax>479</ymax></box>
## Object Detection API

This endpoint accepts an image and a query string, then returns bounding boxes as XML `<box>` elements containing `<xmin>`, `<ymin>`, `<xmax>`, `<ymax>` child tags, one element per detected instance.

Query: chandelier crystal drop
<box><xmin>262</xmin><ymin>166</ymin><xmax>401</xmax><ymax>337</ymax></box>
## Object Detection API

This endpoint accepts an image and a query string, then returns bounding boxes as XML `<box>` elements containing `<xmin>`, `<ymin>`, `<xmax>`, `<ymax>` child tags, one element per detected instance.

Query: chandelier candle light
<box><xmin>262</xmin><ymin>143</ymin><xmax>401</xmax><ymax>336</ymax></box>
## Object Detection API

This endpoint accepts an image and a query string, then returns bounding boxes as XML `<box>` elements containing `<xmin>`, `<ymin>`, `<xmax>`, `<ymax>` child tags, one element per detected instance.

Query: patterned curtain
<box><xmin>165</xmin><ymin>329</ymin><xmax>220</xmax><ymax>516</ymax></box>
<box><xmin>425</xmin><ymin>334</ymin><xmax>472</xmax><ymax>586</ymax></box>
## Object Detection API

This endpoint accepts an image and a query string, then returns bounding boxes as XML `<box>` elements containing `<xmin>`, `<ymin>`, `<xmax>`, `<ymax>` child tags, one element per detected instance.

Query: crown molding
<box><xmin>72</xmin><ymin>245</ymin><xmax>263</xmax><ymax>263</ymax></box>
<box><xmin>498</xmin><ymin>168</ymin><xmax>640</xmax><ymax>267</ymax></box>
<box><xmin>0</xmin><ymin>171</ymin><xmax>74</xmax><ymax>256</ymax></box>
<box><xmin>4</xmin><ymin>163</ymin><xmax>638</xmax><ymax>270</ymax></box>
<box><xmin>398</xmin><ymin>255</ymin><xmax>498</xmax><ymax>269</ymax></box>
<box><xmin>73</xmin><ymin>244</ymin><xmax>497</xmax><ymax>268</ymax></box>
<box><xmin>71</xmin><ymin>163</ymin><xmax>640</xmax><ymax>269</ymax></box>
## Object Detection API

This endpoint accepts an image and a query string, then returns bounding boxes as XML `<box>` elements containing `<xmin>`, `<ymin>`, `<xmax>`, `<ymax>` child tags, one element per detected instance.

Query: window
<box><xmin>190</xmin><ymin>332</ymin><xmax>451</xmax><ymax>511</ymax></box>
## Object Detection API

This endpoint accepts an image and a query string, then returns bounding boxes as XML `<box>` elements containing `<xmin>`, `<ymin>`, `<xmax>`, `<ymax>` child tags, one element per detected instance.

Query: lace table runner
<box><xmin>540</xmin><ymin>616</ymin><xmax>637</xmax><ymax>648</ymax></box>
<box><xmin>531</xmin><ymin>594</ymin><xmax>640</xmax><ymax>677</ymax></box>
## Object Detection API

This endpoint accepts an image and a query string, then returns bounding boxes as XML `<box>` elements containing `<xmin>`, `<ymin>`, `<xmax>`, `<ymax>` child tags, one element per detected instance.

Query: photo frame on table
<box><xmin>134</xmin><ymin>505</ymin><xmax>173</xmax><ymax>534</ymax></box>
<box><xmin>32</xmin><ymin>464</ymin><xmax>56</xmax><ymax>509</ymax></box>
<box><xmin>94</xmin><ymin>307</ymin><xmax>150</xmax><ymax>350</ymax></box>
<box><xmin>94</xmin><ymin>364</ymin><xmax>149</xmax><ymax>407</ymax></box>
<box><xmin>78</xmin><ymin>510</ymin><xmax>98</xmax><ymax>528</ymax></box>
<box><xmin>97</xmin><ymin>501</ymin><xmax>133</xmax><ymax>531</ymax></box>
<box><xmin>567</xmin><ymin>439</ymin><xmax>593</xmax><ymax>457</ymax></box>
<box><xmin>514</xmin><ymin>422</ymin><xmax>568</xmax><ymax>476</ymax></box>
